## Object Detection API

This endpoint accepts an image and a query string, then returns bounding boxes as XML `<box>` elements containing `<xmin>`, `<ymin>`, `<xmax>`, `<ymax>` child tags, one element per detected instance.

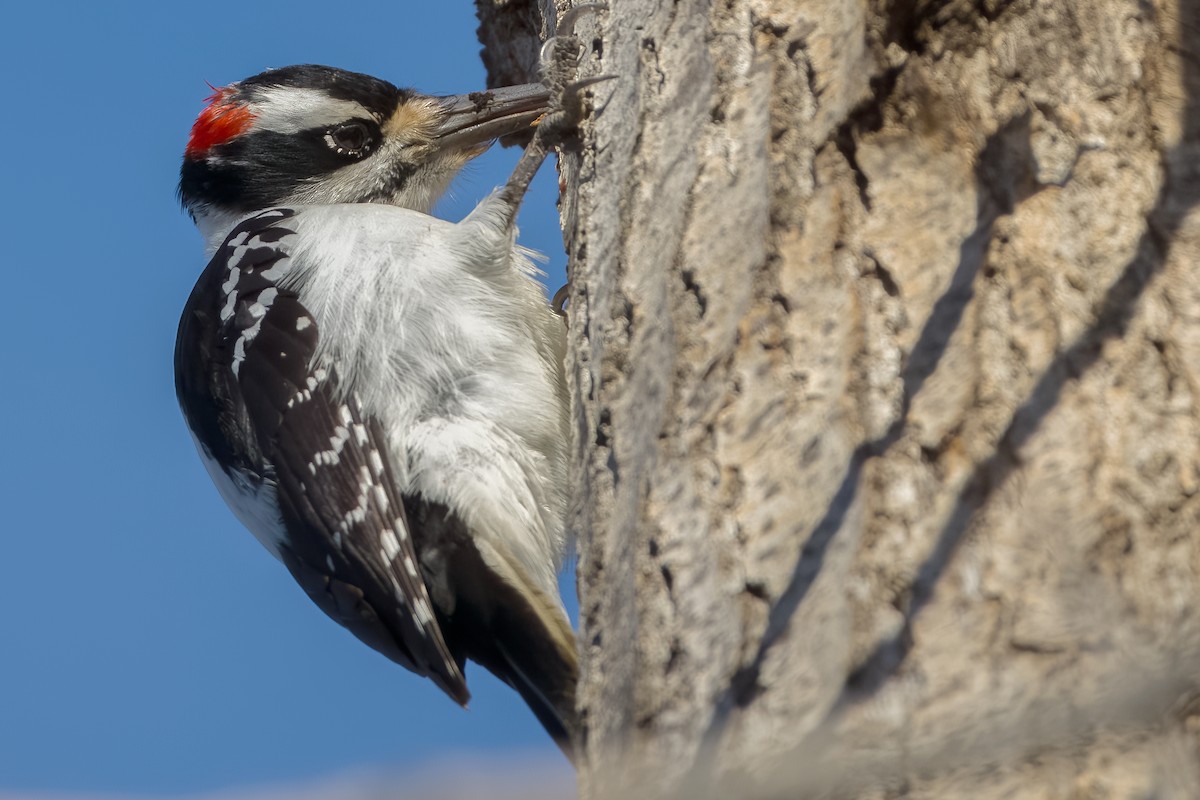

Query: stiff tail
<box><xmin>492</xmin><ymin>591</ymin><xmax>580</xmax><ymax>761</ymax></box>
<box><xmin>467</xmin><ymin>538</ymin><xmax>580</xmax><ymax>761</ymax></box>
<box><xmin>424</xmin><ymin>520</ymin><xmax>580</xmax><ymax>762</ymax></box>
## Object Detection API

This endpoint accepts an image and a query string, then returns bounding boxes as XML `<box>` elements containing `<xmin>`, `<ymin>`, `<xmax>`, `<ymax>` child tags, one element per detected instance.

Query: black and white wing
<box><xmin>175</xmin><ymin>209</ymin><xmax>468</xmax><ymax>704</ymax></box>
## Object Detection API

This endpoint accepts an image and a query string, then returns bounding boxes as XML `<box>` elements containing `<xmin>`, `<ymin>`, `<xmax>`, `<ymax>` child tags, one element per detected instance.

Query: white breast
<box><xmin>278</xmin><ymin>200</ymin><xmax>570</xmax><ymax>598</ymax></box>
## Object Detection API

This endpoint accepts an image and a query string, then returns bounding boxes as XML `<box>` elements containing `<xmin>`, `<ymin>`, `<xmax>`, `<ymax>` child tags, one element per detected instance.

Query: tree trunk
<box><xmin>479</xmin><ymin>1</ymin><xmax>1200</xmax><ymax>797</ymax></box>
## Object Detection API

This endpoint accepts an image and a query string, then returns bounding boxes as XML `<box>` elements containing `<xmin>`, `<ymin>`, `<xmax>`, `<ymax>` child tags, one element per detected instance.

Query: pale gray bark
<box><xmin>479</xmin><ymin>1</ymin><xmax>1200</xmax><ymax>797</ymax></box>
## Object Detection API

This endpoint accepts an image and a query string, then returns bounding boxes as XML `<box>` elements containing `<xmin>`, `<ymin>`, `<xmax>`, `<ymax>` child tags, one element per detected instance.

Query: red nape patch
<box><xmin>185</xmin><ymin>86</ymin><xmax>256</xmax><ymax>158</ymax></box>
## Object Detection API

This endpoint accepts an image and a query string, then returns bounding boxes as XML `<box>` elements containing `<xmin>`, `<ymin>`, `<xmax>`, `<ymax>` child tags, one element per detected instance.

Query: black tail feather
<box><xmin>404</xmin><ymin>498</ymin><xmax>581</xmax><ymax>761</ymax></box>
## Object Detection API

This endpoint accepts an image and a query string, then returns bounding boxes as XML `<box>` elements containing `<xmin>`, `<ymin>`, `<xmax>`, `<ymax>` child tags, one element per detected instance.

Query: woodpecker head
<box><xmin>179</xmin><ymin>65</ymin><xmax>548</xmax><ymax>233</ymax></box>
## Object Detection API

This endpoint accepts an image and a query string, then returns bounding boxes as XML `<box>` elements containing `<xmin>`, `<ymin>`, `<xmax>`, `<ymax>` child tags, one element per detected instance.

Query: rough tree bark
<box><xmin>479</xmin><ymin>1</ymin><xmax>1200</xmax><ymax>797</ymax></box>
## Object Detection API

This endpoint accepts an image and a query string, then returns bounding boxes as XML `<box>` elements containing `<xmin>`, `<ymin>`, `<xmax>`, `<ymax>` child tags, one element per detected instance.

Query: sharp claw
<box><xmin>542</xmin><ymin>3</ymin><xmax>608</xmax><ymax>67</ymax></box>
<box><xmin>567</xmin><ymin>74</ymin><xmax>618</xmax><ymax>92</ymax></box>
<box><xmin>532</xmin><ymin>4</ymin><xmax>612</xmax><ymax>142</ymax></box>
<box><xmin>552</xmin><ymin>284</ymin><xmax>570</xmax><ymax>316</ymax></box>
<box><xmin>556</xmin><ymin>3</ymin><xmax>608</xmax><ymax>37</ymax></box>
<box><xmin>539</xmin><ymin>35</ymin><xmax>585</xmax><ymax>73</ymax></box>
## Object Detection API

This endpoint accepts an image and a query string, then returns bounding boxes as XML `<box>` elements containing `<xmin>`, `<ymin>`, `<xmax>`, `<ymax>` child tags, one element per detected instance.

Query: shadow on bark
<box><xmin>839</xmin><ymin>0</ymin><xmax>1199</xmax><ymax>708</ymax></box>
<box><xmin>705</xmin><ymin>0</ymin><xmax>1200</xmax><ymax>759</ymax></box>
<box><xmin>722</xmin><ymin>111</ymin><xmax>1034</xmax><ymax>711</ymax></box>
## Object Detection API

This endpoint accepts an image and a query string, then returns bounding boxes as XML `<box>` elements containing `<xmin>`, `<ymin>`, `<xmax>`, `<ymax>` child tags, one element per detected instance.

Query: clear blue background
<box><xmin>0</xmin><ymin>3</ymin><xmax>572</xmax><ymax>795</ymax></box>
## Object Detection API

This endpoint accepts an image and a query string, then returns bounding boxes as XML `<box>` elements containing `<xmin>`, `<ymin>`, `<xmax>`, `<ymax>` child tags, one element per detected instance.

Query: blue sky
<box><xmin>0</xmin><ymin>3</ymin><xmax>572</xmax><ymax>795</ymax></box>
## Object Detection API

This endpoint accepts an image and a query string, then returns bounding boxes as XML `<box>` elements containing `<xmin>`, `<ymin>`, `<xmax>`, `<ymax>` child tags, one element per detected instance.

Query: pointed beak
<box><xmin>433</xmin><ymin>84</ymin><xmax>550</xmax><ymax>151</ymax></box>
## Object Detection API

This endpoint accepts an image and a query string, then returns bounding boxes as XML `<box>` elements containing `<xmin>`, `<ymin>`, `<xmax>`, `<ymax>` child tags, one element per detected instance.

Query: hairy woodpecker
<box><xmin>174</xmin><ymin>57</ymin><xmax>586</xmax><ymax>756</ymax></box>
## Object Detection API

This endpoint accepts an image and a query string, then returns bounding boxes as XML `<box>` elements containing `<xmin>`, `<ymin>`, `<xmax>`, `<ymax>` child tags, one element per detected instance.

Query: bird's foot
<box><xmin>534</xmin><ymin>3</ymin><xmax>612</xmax><ymax>146</ymax></box>
<box><xmin>496</xmin><ymin>4</ymin><xmax>610</xmax><ymax>217</ymax></box>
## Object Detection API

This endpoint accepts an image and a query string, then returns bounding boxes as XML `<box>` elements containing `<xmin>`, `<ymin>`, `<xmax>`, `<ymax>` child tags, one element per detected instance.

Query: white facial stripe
<box><xmin>251</xmin><ymin>86</ymin><xmax>373</xmax><ymax>134</ymax></box>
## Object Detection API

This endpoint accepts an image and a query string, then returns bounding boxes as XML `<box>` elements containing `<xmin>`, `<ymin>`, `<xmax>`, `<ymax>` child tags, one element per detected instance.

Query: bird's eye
<box><xmin>325</xmin><ymin>122</ymin><xmax>373</xmax><ymax>157</ymax></box>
